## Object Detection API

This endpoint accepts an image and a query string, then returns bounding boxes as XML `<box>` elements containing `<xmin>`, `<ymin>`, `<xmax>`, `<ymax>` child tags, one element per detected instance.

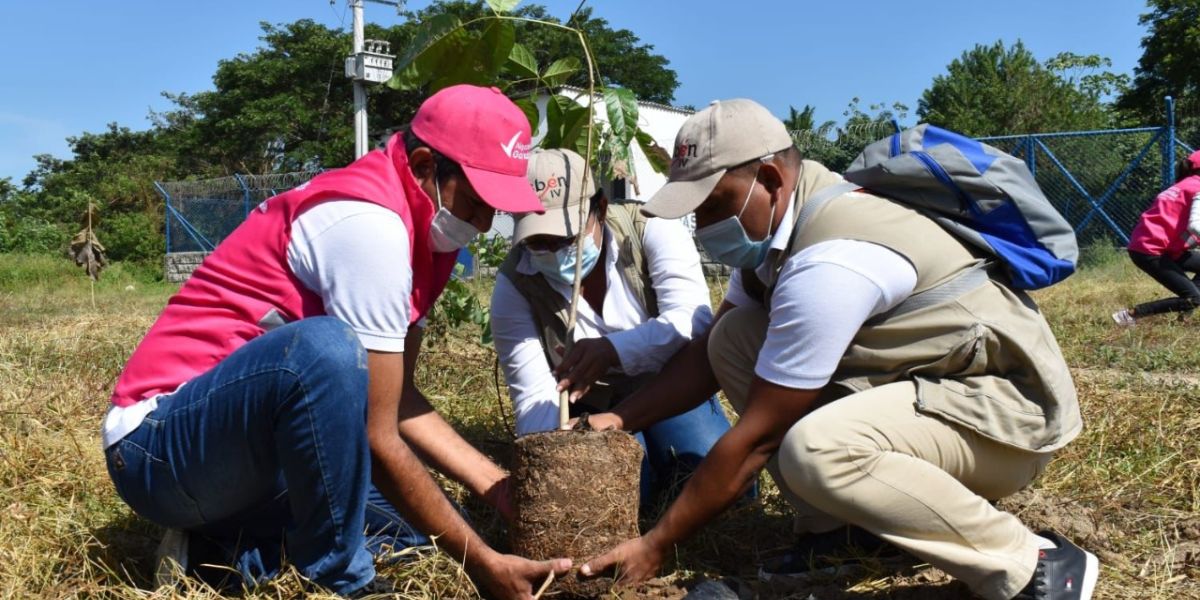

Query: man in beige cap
<box><xmin>576</xmin><ymin>100</ymin><xmax>1097</xmax><ymax>600</ymax></box>
<box><xmin>491</xmin><ymin>148</ymin><xmax>736</xmax><ymax>507</ymax></box>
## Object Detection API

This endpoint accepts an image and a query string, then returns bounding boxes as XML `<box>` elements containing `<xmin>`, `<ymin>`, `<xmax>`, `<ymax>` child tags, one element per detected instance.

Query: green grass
<box><xmin>0</xmin><ymin>252</ymin><xmax>1197</xmax><ymax>599</ymax></box>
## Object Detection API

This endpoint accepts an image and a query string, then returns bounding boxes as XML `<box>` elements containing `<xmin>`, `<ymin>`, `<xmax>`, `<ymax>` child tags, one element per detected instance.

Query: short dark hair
<box><xmin>587</xmin><ymin>187</ymin><xmax>607</xmax><ymax>216</ymax></box>
<box><xmin>1177</xmin><ymin>160</ymin><xmax>1200</xmax><ymax>183</ymax></box>
<box><xmin>403</xmin><ymin>130</ymin><xmax>463</xmax><ymax>185</ymax></box>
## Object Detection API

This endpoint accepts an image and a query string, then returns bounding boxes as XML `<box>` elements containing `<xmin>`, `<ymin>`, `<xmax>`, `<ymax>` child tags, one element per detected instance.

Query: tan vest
<box><xmin>498</xmin><ymin>201</ymin><xmax>658</xmax><ymax>414</ymax></box>
<box><xmin>754</xmin><ymin>161</ymin><xmax>1081</xmax><ymax>453</ymax></box>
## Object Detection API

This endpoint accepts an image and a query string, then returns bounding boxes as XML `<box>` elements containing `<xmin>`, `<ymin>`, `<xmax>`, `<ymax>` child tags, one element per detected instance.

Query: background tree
<box><xmin>917</xmin><ymin>40</ymin><xmax>1118</xmax><ymax>136</ymax></box>
<box><xmin>2</xmin><ymin>1</ymin><xmax>680</xmax><ymax>265</ymax></box>
<box><xmin>785</xmin><ymin>100</ymin><xmax>905</xmax><ymax>173</ymax></box>
<box><xmin>1116</xmin><ymin>0</ymin><xmax>1200</xmax><ymax>144</ymax></box>
<box><xmin>159</xmin><ymin>1</ymin><xmax>679</xmax><ymax>173</ymax></box>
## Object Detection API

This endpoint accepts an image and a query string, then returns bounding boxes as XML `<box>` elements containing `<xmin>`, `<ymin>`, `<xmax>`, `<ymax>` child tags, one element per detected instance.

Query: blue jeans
<box><xmin>105</xmin><ymin>317</ymin><xmax>426</xmax><ymax>595</ymax></box>
<box><xmin>632</xmin><ymin>396</ymin><xmax>745</xmax><ymax>506</ymax></box>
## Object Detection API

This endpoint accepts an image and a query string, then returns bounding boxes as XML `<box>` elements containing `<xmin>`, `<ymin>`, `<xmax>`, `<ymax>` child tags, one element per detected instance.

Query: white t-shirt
<box><xmin>286</xmin><ymin>201</ymin><xmax>416</xmax><ymax>352</ymax></box>
<box><xmin>102</xmin><ymin>200</ymin><xmax>416</xmax><ymax>449</ymax></box>
<box><xmin>491</xmin><ymin>217</ymin><xmax>713</xmax><ymax>436</ymax></box>
<box><xmin>722</xmin><ymin>192</ymin><xmax>919</xmax><ymax>391</ymax></box>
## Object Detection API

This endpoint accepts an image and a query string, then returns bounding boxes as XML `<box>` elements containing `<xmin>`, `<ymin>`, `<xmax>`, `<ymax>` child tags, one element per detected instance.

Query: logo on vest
<box><xmin>534</xmin><ymin>175</ymin><xmax>567</xmax><ymax>199</ymax></box>
<box><xmin>673</xmin><ymin>141</ymin><xmax>698</xmax><ymax>168</ymax></box>
<box><xmin>501</xmin><ymin>132</ymin><xmax>532</xmax><ymax>160</ymax></box>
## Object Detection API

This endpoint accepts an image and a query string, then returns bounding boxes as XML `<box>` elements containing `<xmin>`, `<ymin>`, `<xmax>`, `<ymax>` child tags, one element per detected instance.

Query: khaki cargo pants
<box><xmin>709</xmin><ymin>305</ymin><xmax>1051</xmax><ymax>600</ymax></box>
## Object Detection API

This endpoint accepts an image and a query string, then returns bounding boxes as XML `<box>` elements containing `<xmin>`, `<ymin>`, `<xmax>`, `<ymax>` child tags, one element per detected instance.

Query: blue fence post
<box><xmin>1164</xmin><ymin>96</ymin><xmax>1176</xmax><ymax>188</ymax></box>
<box><xmin>1026</xmin><ymin>136</ymin><xmax>1037</xmax><ymax>177</ymax></box>
<box><xmin>154</xmin><ymin>181</ymin><xmax>171</xmax><ymax>255</ymax></box>
<box><xmin>233</xmin><ymin>173</ymin><xmax>252</xmax><ymax>220</ymax></box>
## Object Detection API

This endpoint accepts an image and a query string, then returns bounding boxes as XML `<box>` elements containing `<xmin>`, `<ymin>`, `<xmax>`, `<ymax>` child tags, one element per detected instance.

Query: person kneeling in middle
<box><xmin>491</xmin><ymin>148</ymin><xmax>737</xmax><ymax>507</ymax></box>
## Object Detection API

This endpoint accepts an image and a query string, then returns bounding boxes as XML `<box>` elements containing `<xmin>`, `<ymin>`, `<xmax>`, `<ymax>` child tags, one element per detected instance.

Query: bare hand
<box><xmin>482</xmin><ymin>476</ymin><xmax>515</xmax><ymax>523</ymax></box>
<box><xmin>579</xmin><ymin>536</ymin><xmax>666</xmax><ymax>587</ymax></box>
<box><xmin>554</xmin><ymin>337</ymin><xmax>619</xmax><ymax>403</ymax></box>
<box><xmin>472</xmin><ymin>553</ymin><xmax>572</xmax><ymax>600</ymax></box>
<box><xmin>563</xmin><ymin>411</ymin><xmax>625</xmax><ymax>432</ymax></box>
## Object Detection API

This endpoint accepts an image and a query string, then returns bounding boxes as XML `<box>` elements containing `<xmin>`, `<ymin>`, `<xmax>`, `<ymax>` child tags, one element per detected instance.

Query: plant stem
<box><xmin>560</xmin><ymin>21</ymin><xmax>598</xmax><ymax>428</ymax></box>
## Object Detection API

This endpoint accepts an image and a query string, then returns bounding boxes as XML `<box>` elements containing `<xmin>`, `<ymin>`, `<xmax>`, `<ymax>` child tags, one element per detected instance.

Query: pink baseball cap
<box><xmin>411</xmin><ymin>85</ymin><xmax>544</xmax><ymax>214</ymax></box>
<box><xmin>1188</xmin><ymin>149</ymin><xmax>1200</xmax><ymax>171</ymax></box>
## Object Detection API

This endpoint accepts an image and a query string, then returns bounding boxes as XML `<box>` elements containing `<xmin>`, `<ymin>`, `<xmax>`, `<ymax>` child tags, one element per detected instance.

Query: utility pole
<box><xmin>351</xmin><ymin>0</ymin><xmax>367</xmax><ymax>158</ymax></box>
<box><xmin>345</xmin><ymin>0</ymin><xmax>399</xmax><ymax>158</ymax></box>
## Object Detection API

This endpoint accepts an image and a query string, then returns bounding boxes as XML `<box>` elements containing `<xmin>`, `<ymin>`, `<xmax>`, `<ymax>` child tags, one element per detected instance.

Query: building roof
<box><xmin>557</xmin><ymin>85</ymin><xmax>694</xmax><ymax>116</ymax></box>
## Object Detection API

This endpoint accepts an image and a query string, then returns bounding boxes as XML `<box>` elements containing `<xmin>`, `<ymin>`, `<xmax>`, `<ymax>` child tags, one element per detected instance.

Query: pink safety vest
<box><xmin>111</xmin><ymin>133</ymin><xmax>457</xmax><ymax>407</ymax></box>
<box><xmin>1129</xmin><ymin>175</ymin><xmax>1200</xmax><ymax>259</ymax></box>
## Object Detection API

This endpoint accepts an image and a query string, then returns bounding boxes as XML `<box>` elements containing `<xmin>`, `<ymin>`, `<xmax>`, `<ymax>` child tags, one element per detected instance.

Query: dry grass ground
<box><xmin>0</xmin><ymin>249</ymin><xmax>1197</xmax><ymax>599</ymax></box>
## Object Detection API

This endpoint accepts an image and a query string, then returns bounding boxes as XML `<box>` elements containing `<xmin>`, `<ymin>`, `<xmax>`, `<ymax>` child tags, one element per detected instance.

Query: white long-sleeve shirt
<box><xmin>491</xmin><ymin>217</ymin><xmax>713</xmax><ymax>436</ymax></box>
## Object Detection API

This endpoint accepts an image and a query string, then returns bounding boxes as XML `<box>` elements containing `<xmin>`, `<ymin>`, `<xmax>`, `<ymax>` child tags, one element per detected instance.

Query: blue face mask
<box><xmin>696</xmin><ymin>169</ymin><xmax>776</xmax><ymax>269</ymax></box>
<box><xmin>529</xmin><ymin>226</ymin><xmax>602</xmax><ymax>285</ymax></box>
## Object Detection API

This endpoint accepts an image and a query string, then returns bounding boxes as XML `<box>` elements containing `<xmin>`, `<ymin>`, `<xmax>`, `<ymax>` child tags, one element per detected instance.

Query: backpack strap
<box><xmin>792</xmin><ymin>181</ymin><xmax>863</xmax><ymax>239</ymax></box>
<box><xmin>778</xmin><ymin>180</ymin><xmax>991</xmax><ymax>321</ymax></box>
<box><xmin>865</xmin><ymin>260</ymin><xmax>990</xmax><ymax>325</ymax></box>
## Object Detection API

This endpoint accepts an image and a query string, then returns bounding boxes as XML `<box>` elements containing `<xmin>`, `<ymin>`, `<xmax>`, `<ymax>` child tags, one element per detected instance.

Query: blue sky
<box><xmin>0</xmin><ymin>0</ymin><xmax>1149</xmax><ymax>182</ymax></box>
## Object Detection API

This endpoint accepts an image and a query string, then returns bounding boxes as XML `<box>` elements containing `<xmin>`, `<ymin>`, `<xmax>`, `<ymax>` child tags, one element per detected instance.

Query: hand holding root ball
<box><xmin>579</xmin><ymin>535</ymin><xmax>667</xmax><ymax>588</ymax></box>
<box><xmin>554</xmin><ymin>337</ymin><xmax>620</xmax><ymax>403</ymax></box>
<box><xmin>562</xmin><ymin>411</ymin><xmax>623</xmax><ymax>432</ymax></box>
<box><xmin>470</xmin><ymin>553</ymin><xmax>572</xmax><ymax>600</ymax></box>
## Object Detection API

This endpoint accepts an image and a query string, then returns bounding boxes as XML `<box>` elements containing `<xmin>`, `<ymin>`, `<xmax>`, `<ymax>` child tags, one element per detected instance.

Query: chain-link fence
<box><xmin>979</xmin><ymin>127</ymin><xmax>1194</xmax><ymax>247</ymax></box>
<box><xmin>781</xmin><ymin>99</ymin><xmax>1194</xmax><ymax>249</ymax></box>
<box><xmin>156</xmin><ymin>171</ymin><xmax>321</xmax><ymax>253</ymax></box>
<box><xmin>158</xmin><ymin>100</ymin><xmax>1194</xmax><ymax>265</ymax></box>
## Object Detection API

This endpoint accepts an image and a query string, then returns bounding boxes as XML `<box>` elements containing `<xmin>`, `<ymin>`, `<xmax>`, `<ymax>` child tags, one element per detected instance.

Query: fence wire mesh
<box><xmin>978</xmin><ymin>129</ymin><xmax>1192</xmax><ymax>247</ymax></box>
<box><xmin>159</xmin><ymin>108</ymin><xmax>1194</xmax><ymax>256</ymax></box>
<box><xmin>158</xmin><ymin>170</ymin><xmax>321</xmax><ymax>254</ymax></box>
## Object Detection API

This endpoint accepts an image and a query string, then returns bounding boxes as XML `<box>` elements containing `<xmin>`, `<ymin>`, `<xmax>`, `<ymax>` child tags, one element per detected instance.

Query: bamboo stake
<box><xmin>87</xmin><ymin>204</ymin><xmax>96</xmax><ymax>310</ymax></box>
<box><xmin>559</xmin><ymin>26</ymin><xmax>599</xmax><ymax>429</ymax></box>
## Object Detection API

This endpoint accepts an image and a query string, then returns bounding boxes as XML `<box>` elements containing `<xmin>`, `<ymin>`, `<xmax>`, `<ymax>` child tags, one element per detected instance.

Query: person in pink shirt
<box><xmin>1114</xmin><ymin>149</ymin><xmax>1200</xmax><ymax>326</ymax></box>
<box><xmin>102</xmin><ymin>85</ymin><xmax>570</xmax><ymax>598</ymax></box>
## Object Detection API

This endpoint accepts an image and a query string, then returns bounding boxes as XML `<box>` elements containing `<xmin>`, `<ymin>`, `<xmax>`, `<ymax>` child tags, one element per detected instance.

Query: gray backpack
<box><xmin>832</xmin><ymin>124</ymin><xmax>1078</xmax><ymax>290</ymax></box>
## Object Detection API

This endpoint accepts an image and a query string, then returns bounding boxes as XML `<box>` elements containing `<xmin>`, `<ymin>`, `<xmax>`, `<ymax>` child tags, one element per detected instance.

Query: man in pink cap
<box><xmin>102</xmin><ymin>85</ymin><xmax>568</xmax><ymax>598</ymax></box>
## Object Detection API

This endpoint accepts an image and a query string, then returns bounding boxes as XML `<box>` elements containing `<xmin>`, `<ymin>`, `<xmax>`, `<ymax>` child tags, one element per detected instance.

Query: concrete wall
<box><xmin>164</xmin><ymin>251</ymin><xmax>209</xmax><ymax>283</ymax></box>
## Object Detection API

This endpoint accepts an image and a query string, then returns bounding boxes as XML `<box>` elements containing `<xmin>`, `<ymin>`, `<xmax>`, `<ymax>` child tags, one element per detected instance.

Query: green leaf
<box><xmin>426</xmin><ymin>19</ymin><xmax>515</xmax><ymax>91</ymax></box>
<box><xmin>387</xmin><ymin>14</ymin><xmax>464</xmax><ymax>90</ymax></box>
<box><xmin>485</xmin><ymin>0</ymin><xmax>521</xmax><ymax>14</ymax></box>
<box><xmin>541</xmin><ymin>57</ymin><xmax>581</xmax><ymax>87</ymax></box>
<box><xmin>543</xmin><ymin>95</ymin><xmax>589</xmax><ymax>152</ymax></box>
<box><xmin>478</xmin><ymin>20</ymin><xmax>517</xmax><ymax>78</ymax></box>
<box><xmin>513</xmin><ymin>97</ymin><xmax>542</xmax><ymax>138</ymax></box>
<box><xmin>604</xmin><ymin>87</ymin><xmax>638</xmax><ymax>149</ymax></box>
<box><xmin>542</xmin><ymin>95</ymin><xmax>570</xmax><ymax>148</ymax></box>
<box><xmin>636</xmin><ymin>129</ymin><xmax>671</xmax><ymax>174</ymax></box>
<box><xmin>507</xmin><ymin>43</ymin><xmax>539</xmax><ymax>79</ymax></box>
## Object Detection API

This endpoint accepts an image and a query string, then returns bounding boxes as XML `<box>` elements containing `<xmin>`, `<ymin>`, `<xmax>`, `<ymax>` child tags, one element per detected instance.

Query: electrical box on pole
<box><xmin>344</xmin><ymin>40</ymin><xmax>394</xmax><ymax>84</ymax></box>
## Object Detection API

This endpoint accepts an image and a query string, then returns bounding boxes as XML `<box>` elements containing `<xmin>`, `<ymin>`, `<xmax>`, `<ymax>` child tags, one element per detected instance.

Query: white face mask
<box><xmin>428</xmin><ymin>175</ymin><xmax>479</xmax><ymax>253</ymax></box>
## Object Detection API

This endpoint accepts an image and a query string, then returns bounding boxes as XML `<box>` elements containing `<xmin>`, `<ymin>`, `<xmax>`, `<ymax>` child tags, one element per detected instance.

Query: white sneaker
<box><xmin>1111</xmin><ymin>309</ymin><xmax>1135</xmax><ymax>327</ymax></box>
<box><xmin>153</xmin><ymin>528</ymin><xmax>189</xmax><ymax>588</ymax></box>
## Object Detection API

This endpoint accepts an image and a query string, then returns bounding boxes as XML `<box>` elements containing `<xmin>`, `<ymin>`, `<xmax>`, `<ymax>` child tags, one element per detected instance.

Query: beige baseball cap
<box><xmin>512</xmin><ymin>148</ymin><xmax>597</xmax><ymax>244</ymax></box>
<box><xmin>642</xmin><ymin>98</ymin><xmax>793</xmax><ymax>219</ymax></box>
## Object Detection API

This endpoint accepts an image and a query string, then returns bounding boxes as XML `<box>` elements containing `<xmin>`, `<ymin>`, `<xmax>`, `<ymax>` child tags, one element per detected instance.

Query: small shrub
<box><xmin>101</xmin><ymin>210</ymin><xmax>164</xmax><ymax>264</ymax></box>
<box><xmin>0</xmin><ymin>213</ymin><xmax>68</xmax><ymax>254</ymax></box>
<box><xmin>469</xmin><ymin>234</ymin><xmax>511</xmax><ymax>271</ymax></box>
